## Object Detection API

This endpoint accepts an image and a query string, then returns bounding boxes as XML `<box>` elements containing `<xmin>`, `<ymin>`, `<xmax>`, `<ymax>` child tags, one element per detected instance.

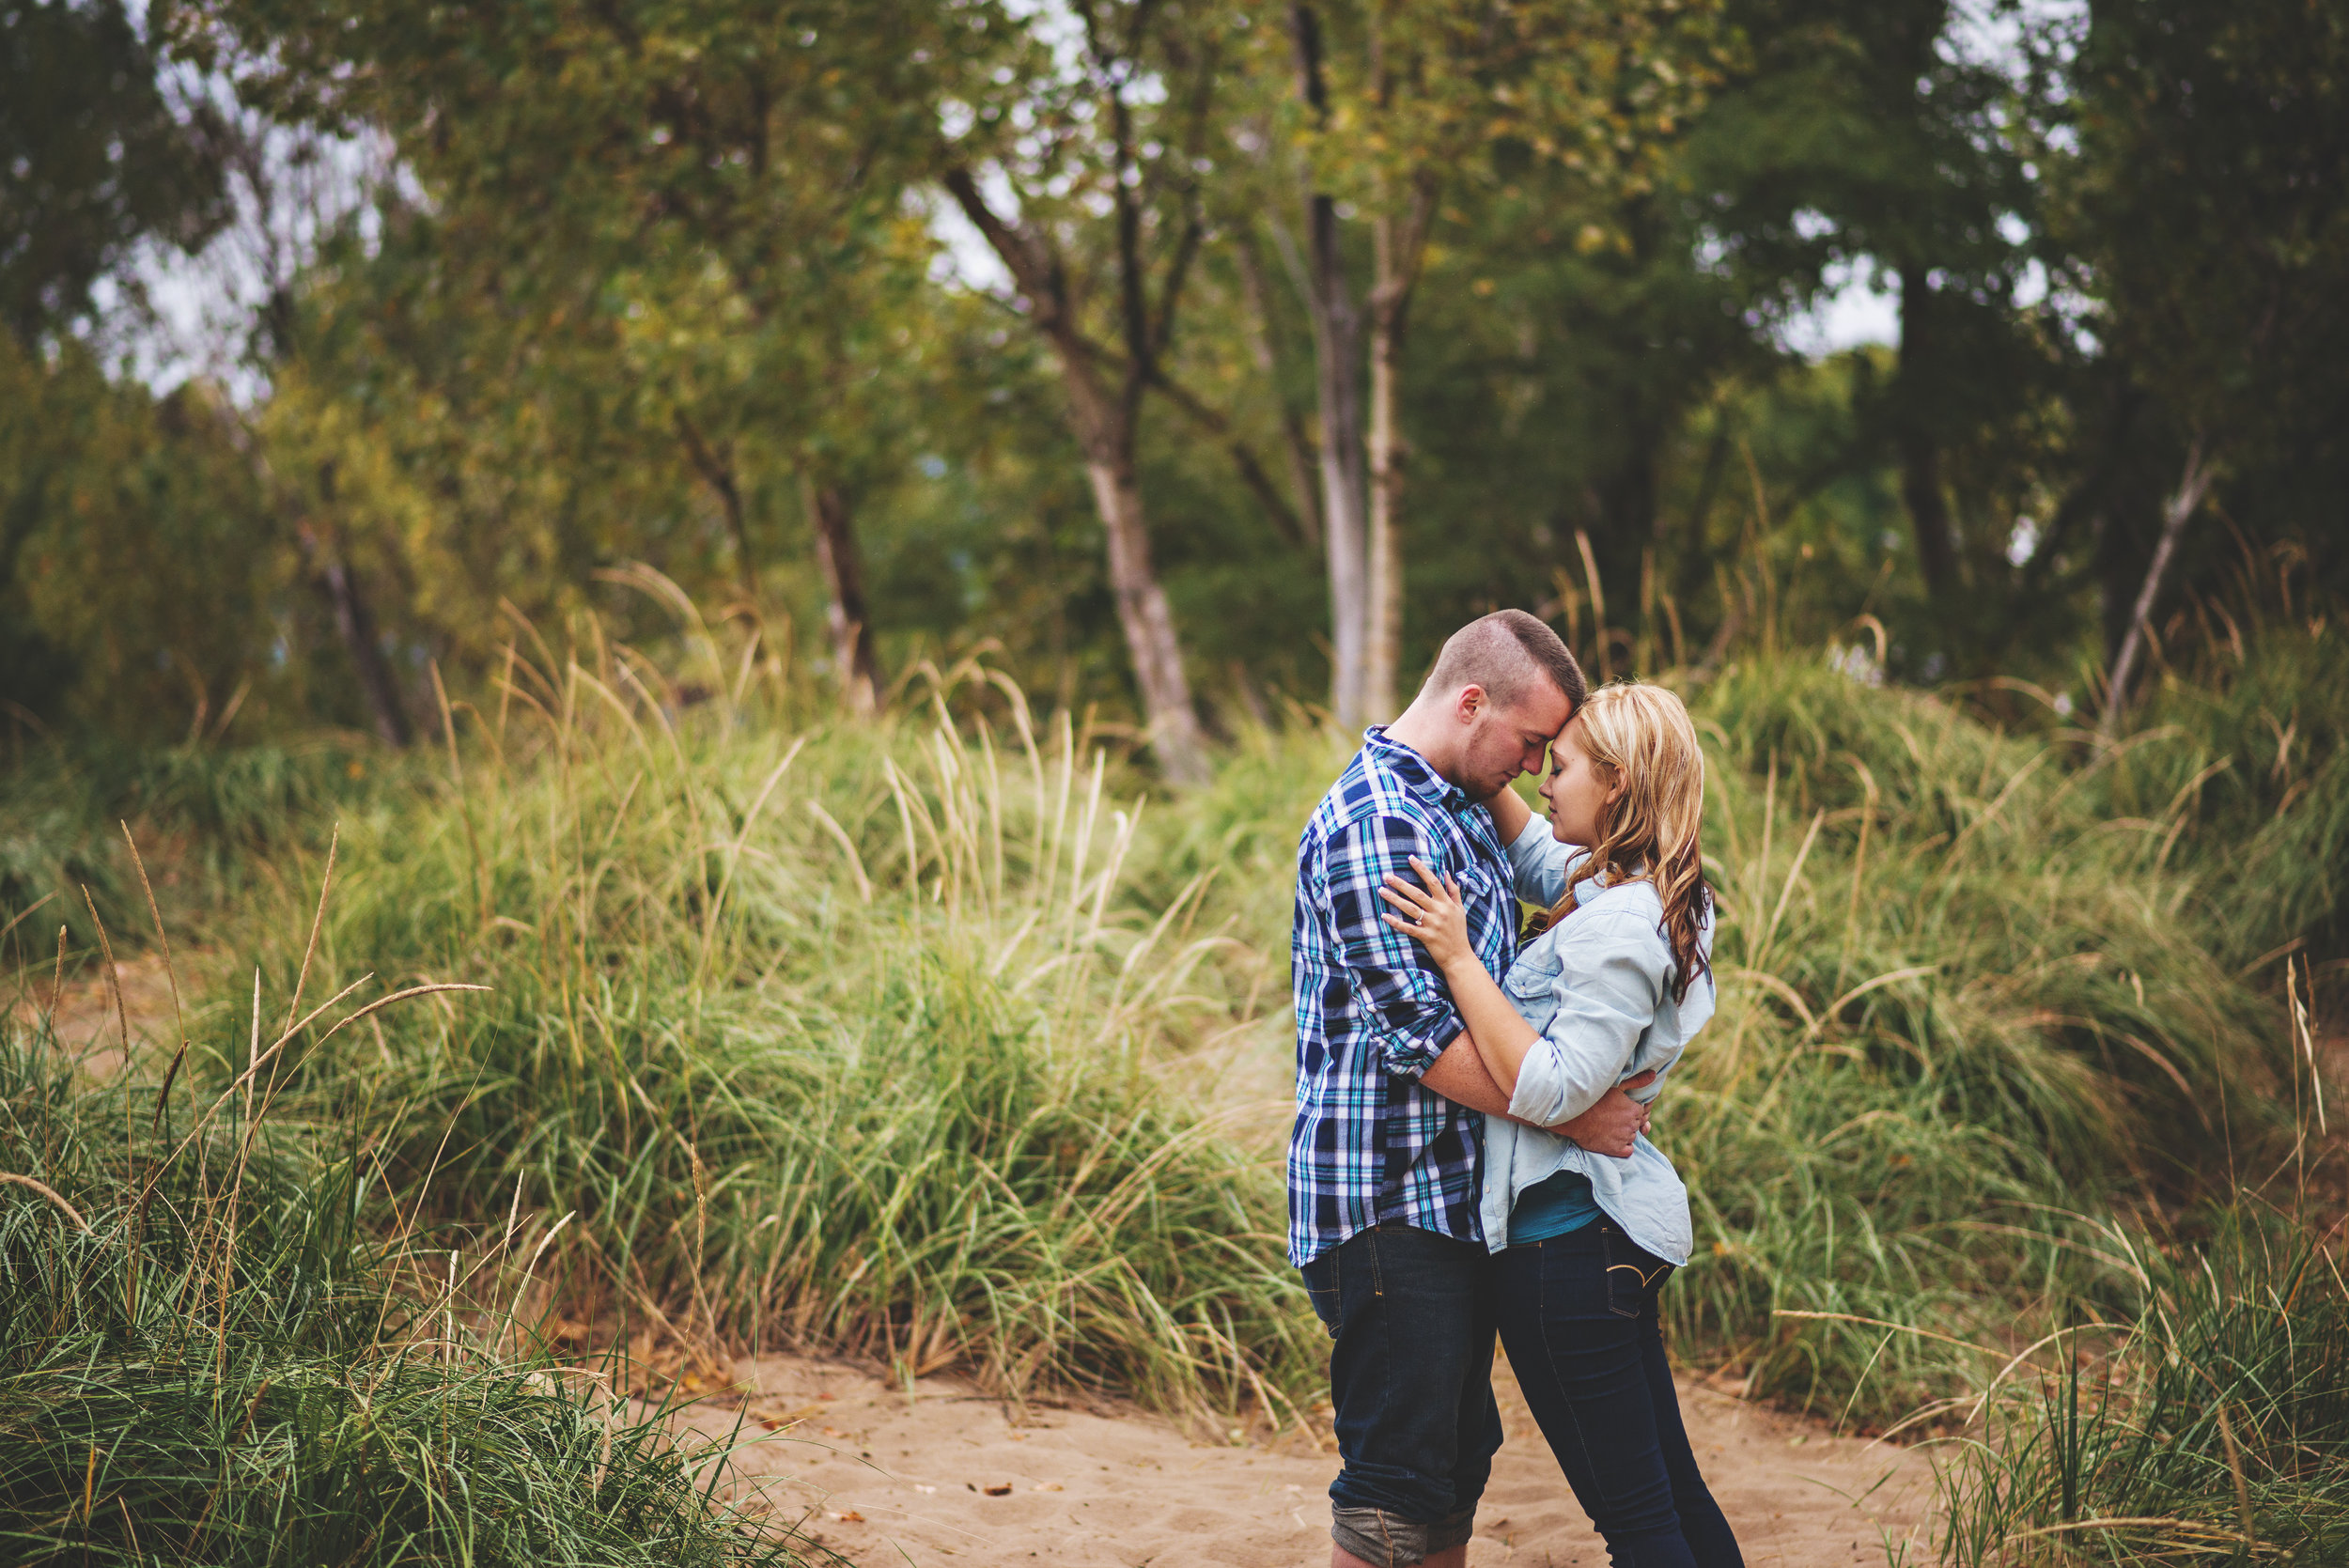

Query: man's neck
<box><xmin>1380</xmin><ymin>705</ymin><xmax>1461</xmax><ymax>787</ymax></box>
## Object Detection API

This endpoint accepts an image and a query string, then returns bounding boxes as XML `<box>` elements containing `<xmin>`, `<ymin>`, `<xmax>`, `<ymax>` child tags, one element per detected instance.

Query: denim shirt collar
<box><xmin>1364</xmin><ymin>726</ymin><xmax>1473</xmax><ymax>816</ymax></box>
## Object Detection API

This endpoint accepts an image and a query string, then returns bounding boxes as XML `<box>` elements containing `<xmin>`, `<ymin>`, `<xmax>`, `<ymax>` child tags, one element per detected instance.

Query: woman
<box><xmin>1378</xmin><ymin>679</ymin><xmax>1740</xmax><ymax>1568</ymax></box>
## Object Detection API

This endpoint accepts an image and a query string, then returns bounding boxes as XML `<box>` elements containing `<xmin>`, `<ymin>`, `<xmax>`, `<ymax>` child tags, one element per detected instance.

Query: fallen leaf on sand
<box><xmin>754</xmin><ymin>1402</ymin><xmax>826</xmax><ymax>1431</ymax></box>
<box><xmin>983</xmin><ymin>1483</ymin><xmax>1013</xmax><ymax>1497</ymax></box>
<box><xmin>827</xmin><ymin>1512</ymin><xmax>863</xmax><ymax>1524</ymax></box>
<box><xmin>770</xmin><ymin>1403</ymin><xmax>827</xmax><ymax>1421</ymax></box>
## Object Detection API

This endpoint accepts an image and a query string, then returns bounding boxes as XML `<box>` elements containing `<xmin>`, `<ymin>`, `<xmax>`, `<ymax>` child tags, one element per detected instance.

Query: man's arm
<box><xmin>1418</xmin><ymin>1035</ymin><xmax>1515</xmax><ymax>1118</ymax></box>
<box><xmin>1420</xmin><ymin>1033</ymin><xmax>1655</xmax><ymax>1157</ymax></box>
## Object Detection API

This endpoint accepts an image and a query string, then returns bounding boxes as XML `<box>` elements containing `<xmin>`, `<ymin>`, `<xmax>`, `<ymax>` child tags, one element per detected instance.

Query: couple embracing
<box><xmin>1291</xmin><ymin>610</ymin><xmax>1740</xmax><ymax>1568</ymax></box>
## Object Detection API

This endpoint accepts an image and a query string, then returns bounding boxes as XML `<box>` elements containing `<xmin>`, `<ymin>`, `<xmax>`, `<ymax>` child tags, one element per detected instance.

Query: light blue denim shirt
<box><xmin>1476</xmin><ymin>815</ymin><xmax>1716</xmax><ymax>1265</ymax></box>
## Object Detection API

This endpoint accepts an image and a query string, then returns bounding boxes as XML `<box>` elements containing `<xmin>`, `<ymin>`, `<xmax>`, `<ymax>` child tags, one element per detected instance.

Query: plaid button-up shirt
<box><xmin>1288</xmin><ymin>728</ymin><xmax>1518</xmax><ymax>1265</ymax></box>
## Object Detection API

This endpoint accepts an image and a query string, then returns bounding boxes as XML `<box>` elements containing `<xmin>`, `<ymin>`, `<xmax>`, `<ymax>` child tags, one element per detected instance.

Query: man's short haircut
<box><xmin>1420</xmin><ymin>609</ymin><xmax>1588</xmax><ymax>713</ymax></box>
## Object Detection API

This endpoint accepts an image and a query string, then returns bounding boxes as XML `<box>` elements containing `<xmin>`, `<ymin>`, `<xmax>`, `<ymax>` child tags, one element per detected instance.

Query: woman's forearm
<box><xmin>1440</xmin><ymin>955</ymin><xmax>1542</xmax><ymax>1096</ymax></box>
<box><xmin>1483</xmin><ymin>782</ymin><xmax>1533</xmax><ymax>845</ymax></box>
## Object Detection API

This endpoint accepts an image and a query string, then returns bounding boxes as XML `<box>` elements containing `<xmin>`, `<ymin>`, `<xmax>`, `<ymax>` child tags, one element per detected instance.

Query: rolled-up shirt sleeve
<box><xmin>1320</xmin><ymin>813</ymin><xmax>1467</xmax><ymax>1078</ymax></box>
<box><xmin>1507</xmin><ymin>915</ymin><xmax>1669</xmax><ymax>1126</ymax></box>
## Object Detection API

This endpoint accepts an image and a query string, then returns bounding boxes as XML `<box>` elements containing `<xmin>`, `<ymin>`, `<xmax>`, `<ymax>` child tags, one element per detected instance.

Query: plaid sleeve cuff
<box><xmin>1369</xmin><ymin>996</ymin><xmax>1465</xmax><ymax>1077</ymax></box>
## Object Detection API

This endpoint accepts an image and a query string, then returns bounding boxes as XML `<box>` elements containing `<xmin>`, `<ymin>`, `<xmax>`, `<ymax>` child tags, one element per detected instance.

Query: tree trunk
<box><xmin>675</xmin><ymin>410</ymin><xmax>758</xmax><ymax>604</ymax></box>
<box><xmin>1084</xmin><ymin>453</ymin><xmax>1208</xmax><ymax>784</ymax></box>
<box><xmin>318</xmin><ymin>553</ymin><xmax>411</xmax><ymax>749</ymax></box>
<box><xmin>801</xmin><ymin>474</ymin><xmax>880</xmax><ymax>714</ymax></box>
<box><xmin>1898</xmin><ymin>430</ymin><xmax>1959</xmax><ymax>596</ymax></box>
<box><xmin>1233</xmin><ymin>228</ymin><xmax>1323</xmax><ymax>550</ymax></box>
<box><xmin>1895</xmin><ymin>263</ymin><xmax>1960</xmax><ymax>596</ymax></box>
<box><xmin>1596</xmin><ymin>422</ymin><xmax>1661</xmax><ymax>548</ymax></box>
<box><xmin>304</xmin><ymin>463</ymin><xmax>411</xmax><ymax>749</ymax></box>
<box><xmin>1289</xmin><ymin>3</ymin><xmax>1371</xmax><ymax>732</ymax></box>
<box><xmin>1363</xmin><ymin>177</ymin><xmax>1436</xmax><ymax>723</ymax></box>
<box><xmin>1052</xmin><ymin>364</ymin><xmax>1206</xmax><ymax>782</ymax></box>
<box><xmin>936</xmin><ymin>156</ymin><xmax>1209</xmax><ymax>786</ymax></box>
<box><xmin>1364</xmin><ymin>300</ymin><xmax>1404</xmax><ymax>722</ymax></box>
<box><xmin>2100</xmin><ymin>441</ymin><xmax>2214</xmax><ymax>736</ymax></box>
<box><xmin>1309</xmin><ymin>232</ymin><xmax>1371</xmax><ymax>733</ymax></box>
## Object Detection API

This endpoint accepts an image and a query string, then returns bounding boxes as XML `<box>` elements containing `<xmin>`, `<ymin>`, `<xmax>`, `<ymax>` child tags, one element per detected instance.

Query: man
<box><xmin>1291</xmin><ymin>610</ymin><xmax>1655</xmax><ymax>1568</ymax></box>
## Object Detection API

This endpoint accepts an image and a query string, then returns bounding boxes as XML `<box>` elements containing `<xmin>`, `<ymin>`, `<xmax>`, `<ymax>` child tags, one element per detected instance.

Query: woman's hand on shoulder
<box><xmin>1379</xmin><ymin>856</ymin><xmax>1474</xmax><ymax>971</ymax></box>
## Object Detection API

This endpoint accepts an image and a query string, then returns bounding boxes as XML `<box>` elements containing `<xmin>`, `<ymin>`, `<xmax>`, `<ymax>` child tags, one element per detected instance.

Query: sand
<box><xmin>681</xmin><ymin>1351</ymin><xmax>1937</xmax><ymax>1568</ymax></box>
<box><xmin>12</xmin><ymin>948</ymin><xmax>184</xmax><ymax>1079</ymax></box>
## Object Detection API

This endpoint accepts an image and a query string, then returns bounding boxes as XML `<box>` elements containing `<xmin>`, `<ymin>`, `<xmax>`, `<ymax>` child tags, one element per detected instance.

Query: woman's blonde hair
<box><xmin>1542</xmin><ymin>680</ymin><xmax>1713</xmax><ymax>1001</ymax></box>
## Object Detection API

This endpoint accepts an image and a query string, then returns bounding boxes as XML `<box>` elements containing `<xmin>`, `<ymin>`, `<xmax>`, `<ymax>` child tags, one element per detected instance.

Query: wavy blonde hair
<box><xmin>1541</xmin><ymin>680</ymin><xmax>1713</xmax><ymax>1001</ymax></box>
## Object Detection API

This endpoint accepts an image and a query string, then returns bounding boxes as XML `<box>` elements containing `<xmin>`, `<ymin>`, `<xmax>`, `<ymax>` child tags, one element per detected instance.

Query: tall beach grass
<box><xmin>1937</xmin><ymin>1189</ymin><xmax>2349</xmax><ymax>1565</ymax></box>
<box><xmin>0</xmin><ymin>995</ymin><xmax>799</xmax><ymax>1566</ymax></box>
<box><xmin>190</xmin><ymin>618</ymin><xmax>1322</xmax><ymax>1421</ymax></box>
<box><xmin>8</xmin><ymin>579</ymin><xmax>2337</xmax><ymax>1557</ymax></box>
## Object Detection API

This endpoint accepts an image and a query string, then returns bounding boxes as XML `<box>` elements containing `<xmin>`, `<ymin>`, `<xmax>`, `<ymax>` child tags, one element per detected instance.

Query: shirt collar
<box><xmin>1365</xmin><ymin>726</ymin><xmax>1473</xmax><ymax>815</ymax></box>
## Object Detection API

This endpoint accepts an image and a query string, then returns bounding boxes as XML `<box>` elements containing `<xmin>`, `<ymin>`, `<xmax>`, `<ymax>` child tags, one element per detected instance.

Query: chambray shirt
<box><xmin>1288</xmin><ymin>729</ymin><xmax>1517</xmax><ymax>1266</ymax></box>
<box><xmin>1477</xmin><ymin>816</ymin><xmax>1716</xmax><ymax>1265</ymax></box>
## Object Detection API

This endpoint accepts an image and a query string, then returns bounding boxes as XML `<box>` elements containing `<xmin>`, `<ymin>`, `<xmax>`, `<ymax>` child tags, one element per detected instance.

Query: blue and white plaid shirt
<box><xmin>1288</xmin><ymin>728</ymin><xmax>1518</xmax><ymax>1265</ymax></box>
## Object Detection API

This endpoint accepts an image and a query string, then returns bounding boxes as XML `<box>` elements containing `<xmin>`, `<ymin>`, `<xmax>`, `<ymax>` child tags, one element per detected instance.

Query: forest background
<box><xmin>6</xmin><ymin>2</ymin><xmax>2349</xmax><ymax>1565</ymax></box>
<box><xmin>6</xmin><ymin>0</ymin><xmax>2343</xmax><ymax>764</ymax></box>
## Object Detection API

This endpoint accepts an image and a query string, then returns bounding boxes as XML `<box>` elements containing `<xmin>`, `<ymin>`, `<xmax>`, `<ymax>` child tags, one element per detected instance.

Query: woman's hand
<box><xmin>1379</xmin><ymin>857</ymin><xmax>1475</xmax><ymax>972</ymax></box>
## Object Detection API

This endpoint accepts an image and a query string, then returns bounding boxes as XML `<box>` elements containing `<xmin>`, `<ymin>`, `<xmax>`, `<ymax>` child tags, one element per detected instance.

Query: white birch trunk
<box><xmin>1084</xmin><ymin>456</ymin><xmax>1208</xmax><ymax>784</ymax></box>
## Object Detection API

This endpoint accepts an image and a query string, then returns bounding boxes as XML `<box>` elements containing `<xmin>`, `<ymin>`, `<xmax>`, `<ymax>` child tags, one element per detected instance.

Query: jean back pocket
<box><xmin>1598</xmin><ymin>1225</ymin><xmax>1672</xmax><ymax>1318</ymax></box>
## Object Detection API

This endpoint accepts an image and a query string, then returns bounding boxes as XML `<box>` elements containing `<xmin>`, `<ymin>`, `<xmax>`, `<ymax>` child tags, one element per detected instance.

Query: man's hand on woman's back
<box><xmin>1538</xmin><ymin>1070</ymin><xmax>1657</xmax><ymax>1157</ymax></box>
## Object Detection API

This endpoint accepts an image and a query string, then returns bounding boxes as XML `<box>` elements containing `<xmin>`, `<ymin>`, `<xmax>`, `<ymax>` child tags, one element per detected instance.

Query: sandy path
<box><xmin>683</xmin><ymin>1352</ymin><xmax>1936</xmax><ymax>1568</ymax></box>
<box><xmin>10</xmin><ymin>950</ymin><xmax>187</xmax><ymax>1078</ymax></box>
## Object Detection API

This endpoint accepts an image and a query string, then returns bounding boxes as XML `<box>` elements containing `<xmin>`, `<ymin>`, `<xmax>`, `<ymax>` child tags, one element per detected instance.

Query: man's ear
<box><xmin>1455</xmin><ymin>683</ymin><xmax>1486</xmax><ymax>722</ymax></box>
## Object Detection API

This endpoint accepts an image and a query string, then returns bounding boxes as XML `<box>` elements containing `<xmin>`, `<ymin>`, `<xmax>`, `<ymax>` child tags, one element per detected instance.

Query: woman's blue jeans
<box><xmin>1494</xmin><ymin>1222</ymin><xmax>1743</xmax><ymax>1568</ymax></box>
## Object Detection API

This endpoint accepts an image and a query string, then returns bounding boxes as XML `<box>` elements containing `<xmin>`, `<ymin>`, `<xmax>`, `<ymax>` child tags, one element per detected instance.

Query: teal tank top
<box><xmin>1507</xmin><ymin>1168</ymin><xmax>1600</xmax><ymax>1246</ymax></box>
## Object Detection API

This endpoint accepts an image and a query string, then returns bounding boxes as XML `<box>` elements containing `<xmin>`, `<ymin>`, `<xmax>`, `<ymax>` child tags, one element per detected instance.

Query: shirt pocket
<box><xmin>1502</xmin><ymin>945</ymin><xmax>1563</xmax><ymax>1003</ymax></box>
<box><xmin>1451</xmin><ymin>855</ymin><xmax>1499</xmax><ymax>901</ymax></box>
<box><xmin>1449</xmin><ymin>857</ymin><xmax>1505</xmax><ymax>944</ymax></box>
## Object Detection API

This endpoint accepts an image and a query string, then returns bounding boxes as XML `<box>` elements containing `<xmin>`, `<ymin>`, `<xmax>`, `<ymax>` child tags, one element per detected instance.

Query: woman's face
<box><xmin>1536</xmin><ymin>716</ymin><xmax>1621</xmax><ymax>846</ymax></box>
